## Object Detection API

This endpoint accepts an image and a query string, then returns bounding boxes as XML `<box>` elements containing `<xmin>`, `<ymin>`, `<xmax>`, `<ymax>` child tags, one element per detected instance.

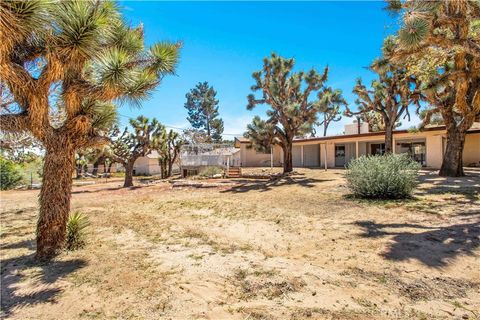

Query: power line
<box><xmin>117</xmin><ymin>113</ymin><xmax>244</xmax><ymax>136</ymax></box>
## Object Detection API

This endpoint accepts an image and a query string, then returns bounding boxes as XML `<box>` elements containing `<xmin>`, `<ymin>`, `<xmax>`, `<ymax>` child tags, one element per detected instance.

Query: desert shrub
<box><xmin>18</xmin><ymin>156</ymin><xmax>44</xmax><ymax>187</ymax></box>
<box><xmin>66</xmin><ymin>212</ymin><xmax>90</xmax><ymax>250</ymax></box>
<box><xmin>345</xmin><ymin>153</ymin><xmax>421</xmax><ymax>199</ymax></box>
<box><xmin>0</xmin><ymin>157</ymin><xmax>22</xmax><ymax>190</ymax></box>
<box><xmin>200</xmin><ymin>166</ymin><xmax>224</xmax><ymax>178</ymax></box>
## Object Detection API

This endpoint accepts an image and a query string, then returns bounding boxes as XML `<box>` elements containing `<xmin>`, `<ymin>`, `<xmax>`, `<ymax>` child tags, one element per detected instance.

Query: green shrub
<box><xmin>0</xmin><ymin>157</ymin><xmax>22</xmax><ymax>190</ymax></box>
<box><xmin>200</xmin><ymin>166</ymin><xmax>224</xmax><ymax>178</ymax></box>
<box><xmin>18</xmin><ymin>157</ymin><xmax>43</xmax><ymax>187</ymax></box>
<box><xmin>66</xmin><ymin>212</ymin><xmax>90</xmax><ymax>250</ymax></box>
<box><xmin>345</xmin><ymin>153</ymin><xmax>421</xmax><ymax>199</ymax></box>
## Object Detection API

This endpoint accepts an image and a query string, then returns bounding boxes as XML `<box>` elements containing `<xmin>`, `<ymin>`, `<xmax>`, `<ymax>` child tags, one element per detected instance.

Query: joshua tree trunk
<box><xmin>36</xmin><ymin>139</ymin><xmax>75</xmax><ymax>260</ymax></box>
<box><xmin>124</xmin><ymin>160</ymin><xmax>135</xmax><ymax>187</ymax></box>
<box><xmin>384</xmin><ymin>122</ymin><xmax>394</xmax><ymax>154</ymax></box>
<box><xmin>107</xmin><ymin>162</ymin><xmax>113</xmax><ymax>173</ymax></box>
<box><xmin>168</xmin><ymin>161</ymin><xmax>173</xmax><ymax>178</ymax></box>
<box><xmin>76</xmin><ymin>164</ymin><xmax>82</xmax><ymax>179</ymax></box>
<box><xmin>159</xmin><ymin>160</ymin><xmax>167</xmax><ymax>179</ymax></box>
<box><xmin>282</xmin><ymin>142</ymin><xmax>293</xmax><ymax>173</ymax></box>
<box><xmin>440</xmin><ymin>126</ymin><xmax>466</xmax><ymax>177</ymax></box>
<box><xmin>92</xmin><ymin>157</ymin><xmax>103</xmax><ymax>176</ymax></box>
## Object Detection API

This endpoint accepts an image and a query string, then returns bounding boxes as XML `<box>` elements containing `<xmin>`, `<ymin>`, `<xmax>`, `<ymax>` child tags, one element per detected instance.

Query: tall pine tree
<box><xmin>184</xmin><ymin>82</ymin><xmax>224</xmax><ymax>143</ymax></box>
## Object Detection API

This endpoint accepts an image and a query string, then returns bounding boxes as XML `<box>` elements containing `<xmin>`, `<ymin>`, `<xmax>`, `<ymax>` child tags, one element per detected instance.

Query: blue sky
<box><xmin>119</xmin><ymin>1</ymin><xmax>417</xmax><ymax>138</ymax></box>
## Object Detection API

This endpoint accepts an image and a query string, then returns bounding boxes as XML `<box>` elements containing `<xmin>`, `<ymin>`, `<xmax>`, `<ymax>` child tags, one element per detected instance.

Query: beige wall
<box><xmin>425</xmin><ymin>134</ymin><xmax>443</xmax><ymax>169</ymax></box>
<box><xmin>134</xmin><ymin>157</ymin><xmax>161</xmax><ymax>175</ymax></box>
<box><xmin>464</xmin><ymin>133</ymin><xmax>480</xmax><ymax>166</ymax></box>
<box><xmin>239</xmin><ymin>144</ymin><xmax>283</xmax><ymax>167</ymax></box>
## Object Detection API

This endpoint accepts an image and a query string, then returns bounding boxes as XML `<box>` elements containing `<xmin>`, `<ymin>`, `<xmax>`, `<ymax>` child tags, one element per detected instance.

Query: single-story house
<box><xmin>234</xmin><ymin>122</ymin><xmax>480</xmax><ymax>169</ymax></box>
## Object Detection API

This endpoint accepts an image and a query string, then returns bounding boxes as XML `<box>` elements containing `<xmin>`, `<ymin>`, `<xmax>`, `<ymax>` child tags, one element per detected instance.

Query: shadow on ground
<box><xmin>415</xmin><ymin>169</ymin><xmax>480</xmax><ymax>202</ymax></box>
<box><xmin>0</xmin><ymin>239</ymin><xmax>87</xmax><ymax>317</ymax></box>
<box><xmin>354</xmin><ymin>220</ymin><xmax>480</xmax><ymax>268</ymax></box>
<box><xmin>221</xmin><ymin>173</ymin><xmax>332</xmax><ymax>193</ymax></box>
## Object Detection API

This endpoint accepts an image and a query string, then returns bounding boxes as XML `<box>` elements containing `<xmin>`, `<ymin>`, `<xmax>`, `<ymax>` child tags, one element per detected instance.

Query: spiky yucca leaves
<box><xmin>110</xmin><ymin>116</ymin><xmax>164</xmax><ymax>187</ymax></box>
<box><xmin>345</xmin><ymin>37</ymin><xmax>421</xmax><ymax>153</ymax></box>
<box><xmin>0</xmin><ymin>0</ymin><xmax>180</xmax><ymax>259</ymax></box>
<box><xmin>246</xmin><ymin>53</ymin><xmax>328</xmax><ymax>173</ymax></box>
<box><xmin>155</xmin><ymin>129</ymin><xmax>184</xmax><ymax>179</ymax></box>
<box><xmin>65</xmin><ymin>212</ymin><xmax>90</xmax><ymax>251</ymax></box>
<box><xmin>387</xmin><ymin>0</ymin><xmax>480</xmax><ymax>177</ymax></box>
<box><xmin>245</xmin><ymin>116</ymin><xmax>277</xmax><ymax>154</ymax></box>
<box><xmin>316</xmin><ymin>87</ymin><xmax>347</xmax><ymax>136</ymax></box>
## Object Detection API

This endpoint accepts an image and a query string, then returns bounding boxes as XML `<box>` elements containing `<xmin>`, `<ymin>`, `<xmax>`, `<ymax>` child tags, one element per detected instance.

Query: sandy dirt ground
<box><xmin>1</xmin><ymin>168</ymin><xmax>479</xmax><ymax>320</ymax></box>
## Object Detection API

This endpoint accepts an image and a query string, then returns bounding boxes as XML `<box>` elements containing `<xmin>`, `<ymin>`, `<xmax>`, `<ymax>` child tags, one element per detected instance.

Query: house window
<box><xmin>370</xmin><ymin>143</ymin><xmax>385</xmax><ymax>155</ymax></box>
<box><xmin>397</xmin><ymin>141</ymin><xmax>426</xmax><ymax>166</ymax></box>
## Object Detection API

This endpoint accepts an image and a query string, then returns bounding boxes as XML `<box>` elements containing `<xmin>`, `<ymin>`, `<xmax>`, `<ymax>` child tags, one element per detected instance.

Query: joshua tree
<box><xmin>157</xmin><ymin>129</ymin><xmax>184</xmax><ymax>178</ymax></box>
<box><xmin>0</xmin><ymin>0</ymin><xmax>180</xmax><ymax>259</ymax></box>
<box><xmin>75</xmin><ymin>151</ymin><xmax>88</xmax><ymax>179</ymax></box>
<box><xmin>246</xmin><ymin>53</ymin><xmax>328</xmax><ymax>173</ymax></box>
<box><xmin>346</xmin><ymin>38</ymin><xmax>421</xmax><ymax>153</ymax></box>
<box><xmin>316</xmin><ymin>87</ymin><xmax>347</xmax><ymax>136</ymax></box>
<box><xmin>110</xmin><ymin>116</ymin><xmax>164</xmax><ymax>187</ymax></box>
<box><xmin>184</xmin><ymin>82</ymin><xmax>224</xmax><ymax>142</ymax></box>
<box><xmin>386</xmin><ymin>0</ymin><xmax>480</xmax><ymax>176</ymax></box>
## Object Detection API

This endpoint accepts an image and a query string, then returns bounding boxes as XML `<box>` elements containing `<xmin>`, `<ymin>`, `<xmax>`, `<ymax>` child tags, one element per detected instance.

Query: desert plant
<box><xmin>345</xmin><ymin>37</ymin><xmax>421</xmax><ymax>153</ymax></box>
<box><xmin>386</xmin><ymin>0</ymin><xmax>480</xmax><ymax>176</ymax></box>
<box><xmin>0</xmin><ymin>0</ymin><xmax>180</xmax><ymax>259</ymax></box>
<box><xmin>246</xmin><ymin>53</ymin><xmax>328</xmax><ymax>173</ymax></box>
<box><xmin>65</xmin><ymin>212</ymin><xmax>90</xmax><ymax>251</ymax></box>
<box><xmin>0</xmin><ymin>157</ymin><xmax>22</xmax><ymax>190</ymax></box>
<box><xmin>200</xmin><ymin>166</ymin><xmax>224</xmax><ymax>178</ymax></box>
<box><xmin>110</xmin><ymin>116</ymin><xmax>164</xmax><ymax>187</ymax></box>
<box><xmin>345</xmin><ymin>153</ymin><xmax>421</xmax><ymax>199</ymax></box>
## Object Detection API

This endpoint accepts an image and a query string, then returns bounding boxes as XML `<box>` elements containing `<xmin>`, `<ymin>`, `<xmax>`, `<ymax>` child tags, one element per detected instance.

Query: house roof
<box><xmin>146</xmin><ymin>150</ymin><xmax>160</xmax><ymax>159</ymax></box>
<box><xmin>236</xmin><ymin>122</ymin><xmax>480</xmax><ymax>144</ymax></box>
<box><xmin>235</xmin><ymin>137</ymin><xmax>250</xmax><ymax>144</ymax></box>
<box><xmin>293</xmin><ymin>124</ymin><xmax>480</xmax><ymax>143</ymax></box>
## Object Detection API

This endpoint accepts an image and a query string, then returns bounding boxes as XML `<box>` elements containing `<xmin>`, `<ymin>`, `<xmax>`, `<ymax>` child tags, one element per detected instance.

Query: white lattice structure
<box><xmin>179</xmin><ymin>143</ymin><xmax>241</xmax><ymax>176</ymax></box>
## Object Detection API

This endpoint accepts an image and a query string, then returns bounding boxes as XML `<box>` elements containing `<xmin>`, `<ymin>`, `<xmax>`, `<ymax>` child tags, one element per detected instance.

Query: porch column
<box><xmin>392</xmin><ymin>138</ymin><xmax>396</xmax><ymax>153</ymax></box>
<box><xmin>226</xmin><ymin>155</ymin><xmax>230</xmax><ymax>171</ymax></box>
<box><xmin>355</xmin><ymin>141</ymin><xmax>359</xmax><ymax>158</ymax></box>
<box><xmin>301</xmin><ymin>145</ymin><xmax>304</xmax><ymax>167</ymax></box>
<box><xmin>323</xmin><ymin>143</ymin><xmax>327</xmax><ymax>171</ymax></box>
<box><xmin>270</xmin><ymin>146</ymin><xmax>273</xmax><ymax>168</ymax></box>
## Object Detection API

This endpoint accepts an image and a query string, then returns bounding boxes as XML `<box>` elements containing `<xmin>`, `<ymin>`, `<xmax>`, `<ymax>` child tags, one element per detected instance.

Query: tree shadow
<box><xmin>221</xmin><ymin>174</ymin><xmax>332</xmax><ymax>193</ymax></box>
<box><xmin>1</xmin><ymin>240</ymin><xmax>87</xmax><ymax>317</ymax></box>
<box><xmin>71</xmin><ymin>186</ymin><xmax>124</xmax><ymax>194</ymax></box>
<box><xmin>416</xmin><ymin>170</ymin><xmax>480</xmax><ymax>203</ymax></box>
<box><xmin>353</xmin><ymin>220</ymin><xmax>480</xmax><ymax>268</ymax></box>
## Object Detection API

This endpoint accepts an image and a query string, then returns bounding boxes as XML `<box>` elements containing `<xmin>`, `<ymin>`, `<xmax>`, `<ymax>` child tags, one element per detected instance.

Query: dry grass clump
<box><xmin>233</xmin><ymin>268</ymin><xmax>305</xmax><ymax>300</ymax></box>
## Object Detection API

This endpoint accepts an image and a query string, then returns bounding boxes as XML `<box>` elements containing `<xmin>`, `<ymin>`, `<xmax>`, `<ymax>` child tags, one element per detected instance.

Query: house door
<box><xmin>335</xmin><ymin>145</ymin><xmax>346</xmax><ymax>167</ymax></box>
<box><xmin>292</xmin><ymin>146</ymin><xmax>302</xmax><ymax>167</ymax></box>
<box><xmin>303</xmin><ymin>144</ymin><xmax>320</xmax><ymax>167</ymax></box>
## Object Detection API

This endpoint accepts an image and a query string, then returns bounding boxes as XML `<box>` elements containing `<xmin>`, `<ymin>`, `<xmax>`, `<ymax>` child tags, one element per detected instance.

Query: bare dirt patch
<box><xmin>1</xmin><ymin>169</ymin><xmax>479</xmax><ymax>319</ymax></box>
